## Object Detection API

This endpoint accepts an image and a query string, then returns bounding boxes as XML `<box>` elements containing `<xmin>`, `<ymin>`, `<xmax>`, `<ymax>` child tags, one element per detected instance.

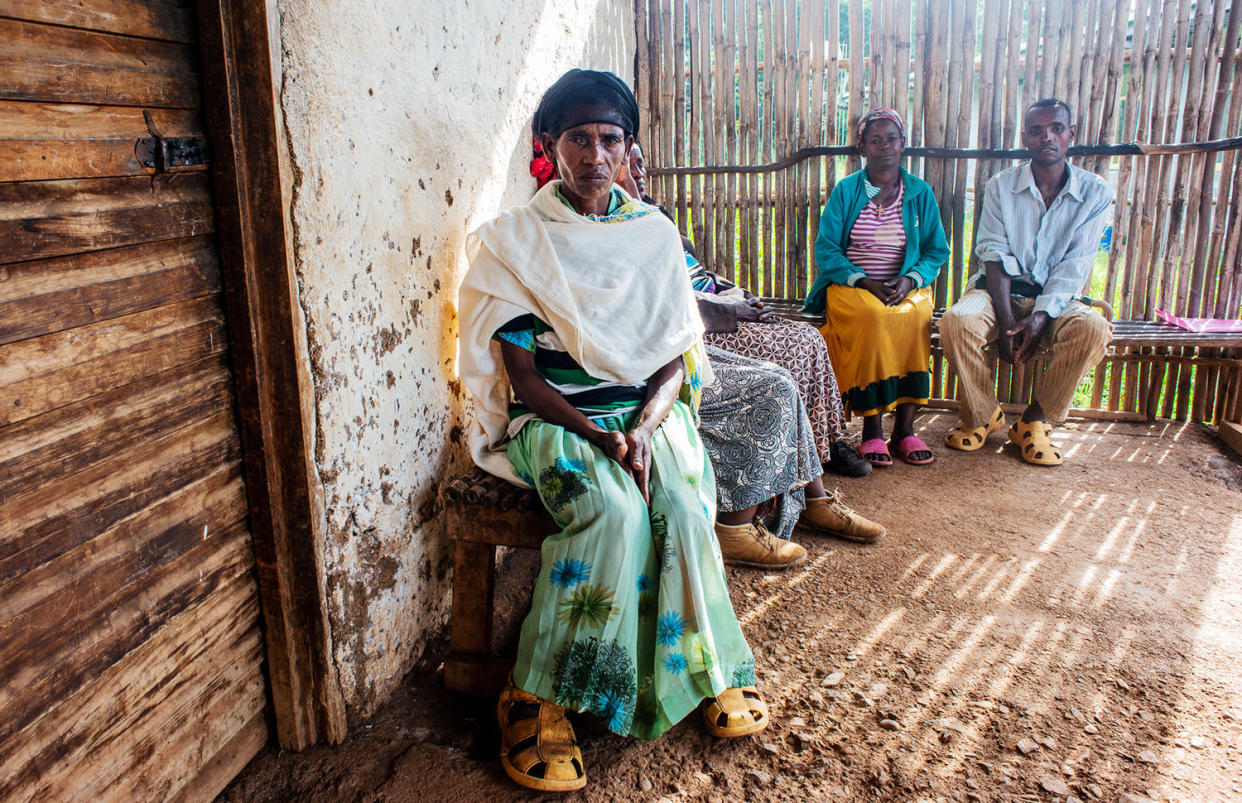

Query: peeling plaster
<box><xmin>275</xmin><ymin>0</ymin><xmax>634</xmax><ymax>719</ymax></box>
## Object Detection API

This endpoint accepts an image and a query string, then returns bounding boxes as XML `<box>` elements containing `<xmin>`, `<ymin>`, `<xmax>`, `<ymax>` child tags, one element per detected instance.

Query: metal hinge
<box><xmin>135</xmin><ymin>109</ymin><xmax>209</xmax><ymax>172</ymax></box>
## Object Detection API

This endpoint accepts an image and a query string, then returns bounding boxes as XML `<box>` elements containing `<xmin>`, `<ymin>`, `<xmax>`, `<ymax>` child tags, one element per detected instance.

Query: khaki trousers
<box><xmin>939</xmin><ymin>289</ymin><xmax>1112</xmax><ymax>428</ymax></box>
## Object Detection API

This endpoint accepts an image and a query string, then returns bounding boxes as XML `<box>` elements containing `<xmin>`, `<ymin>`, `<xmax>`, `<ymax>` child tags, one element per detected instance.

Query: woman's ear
<box><xmin>539</xmin><ymin>132</ymin><xmax>558</xmax><ymax>164</ymax></box>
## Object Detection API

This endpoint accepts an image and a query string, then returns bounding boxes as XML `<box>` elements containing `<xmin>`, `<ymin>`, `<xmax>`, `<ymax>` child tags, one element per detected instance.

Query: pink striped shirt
<box><xmin>846</xmin><ymin>183</ymin><xmax>907</xmax><ymax>281</ymax></box>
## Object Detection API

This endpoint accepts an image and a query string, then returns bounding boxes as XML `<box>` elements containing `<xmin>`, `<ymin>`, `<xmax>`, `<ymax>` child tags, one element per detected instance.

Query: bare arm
<box><xmin>625</xmin><ymin>357</ymin><xmax>684</xmax><ymax>505</ymax></box>
<box><xmin>500</xmin><ymin>341</ymin><xmax>629</xmax><ymax>465</ymax></box>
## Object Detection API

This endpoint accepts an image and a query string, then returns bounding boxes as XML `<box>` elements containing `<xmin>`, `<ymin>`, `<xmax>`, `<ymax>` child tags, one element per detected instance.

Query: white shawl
<box><xmin>458</xmin><ymin>182</ymin><xmax>709</xmax><ymax>485</ymax></box>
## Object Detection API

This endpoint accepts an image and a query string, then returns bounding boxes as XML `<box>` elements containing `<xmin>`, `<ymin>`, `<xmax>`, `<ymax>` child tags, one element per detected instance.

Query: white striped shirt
<box><xmin>971</xmin><ymin>162</ymin><xmax>1113</xmax><ymax>318</ymax></box>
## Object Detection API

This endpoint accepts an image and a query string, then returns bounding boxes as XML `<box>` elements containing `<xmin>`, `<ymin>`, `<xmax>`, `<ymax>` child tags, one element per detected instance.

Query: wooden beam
<box><xmin>648</xmin><ymin>135</ymin><xmax>1242</xmax><ymax>177</ymax></box>
<box><xmin>196</xmin><ymin>0</ymin><xmax>346</xmax><ymax>749</ymax></box>
<box><xmin>1220</xmin><ymin>421</ymin><xmax>1242</xmax><ymax>457</ymax></box>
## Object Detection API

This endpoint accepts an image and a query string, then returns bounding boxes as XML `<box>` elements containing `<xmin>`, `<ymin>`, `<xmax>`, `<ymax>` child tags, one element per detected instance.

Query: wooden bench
<box><xmin>761</xmin><ymin>297</ymin><xmax>1242</xmax><ymax>422</ymax></box>
<box><xmin>442</xmin><ymin>466</ymin><xmax>552</xmax><ymax>696</ymax></box>
<box><xmin>442</xmin><ymin>302</ymin><xmax>1242</xmax><ymax>698</ymax></box>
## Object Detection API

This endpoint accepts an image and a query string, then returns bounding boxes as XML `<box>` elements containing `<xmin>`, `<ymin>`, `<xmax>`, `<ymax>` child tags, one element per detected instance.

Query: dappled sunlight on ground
<box><xmin>221</xmin><ymin>417</ymin><xmax>1242</xmax><ymax>802</ymax></box>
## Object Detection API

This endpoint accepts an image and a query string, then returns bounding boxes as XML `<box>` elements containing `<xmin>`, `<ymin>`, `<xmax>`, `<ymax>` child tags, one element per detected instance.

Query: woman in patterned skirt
<box><xmin>617</xmin><ymin>141</ymin><xmax>873</xmax><ymax>479</ymax></box>
<box><xmin>460</xmin><ymin>69</ymin><xmax>768</xmax><ymax>793</ymax></box>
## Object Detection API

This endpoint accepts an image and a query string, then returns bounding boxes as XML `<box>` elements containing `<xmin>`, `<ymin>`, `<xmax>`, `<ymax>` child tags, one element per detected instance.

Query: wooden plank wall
<box><xmin>0</xmin><ymin>3</ymin><xmax>268</xmax><ymax>799</ymax></box>
<box><xmin>636</xmin><ymin>0</ymin><xmax>1242</xmax><ymax>424</ymax></box>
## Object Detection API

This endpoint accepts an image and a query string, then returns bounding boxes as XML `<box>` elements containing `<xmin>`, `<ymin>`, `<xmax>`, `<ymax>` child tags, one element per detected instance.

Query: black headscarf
<box><xmin>532</xmin><ymin>69</ymin><xmax>640</xmax><ymax>139</ymax></box>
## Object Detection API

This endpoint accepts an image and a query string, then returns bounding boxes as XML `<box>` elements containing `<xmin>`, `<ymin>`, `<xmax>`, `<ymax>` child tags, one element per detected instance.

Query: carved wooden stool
<box><xmin>441</xmin><ymin>466</ymin><xmax>554</xmax><ymax>696</ymax></box>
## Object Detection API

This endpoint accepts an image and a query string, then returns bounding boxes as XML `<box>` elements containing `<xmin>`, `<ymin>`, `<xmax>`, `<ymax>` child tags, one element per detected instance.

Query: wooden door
<box><xmin>0</xmin><ymin>3</ymin><xmax>269</xmax><ymax>799</ymax></box>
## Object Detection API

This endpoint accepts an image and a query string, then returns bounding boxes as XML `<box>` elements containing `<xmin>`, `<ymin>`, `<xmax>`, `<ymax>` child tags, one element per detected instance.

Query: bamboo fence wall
<box><xmin>634</xmin><ymin>0</ymin><xmax>1242</xmax><ymax>423</ymax></box>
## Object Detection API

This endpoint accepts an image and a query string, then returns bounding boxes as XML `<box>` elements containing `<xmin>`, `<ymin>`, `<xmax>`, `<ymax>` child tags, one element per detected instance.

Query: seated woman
<box><xmin>615</xmin><ymin>151</ymin><xmax>885</xmax><ymax>556</ymax></box>
<box><xmin>803</xmin><ymin>108</ymin><xmax>950</xmax><ymax>467</ymax></box>
<box><xmin>618</xmin><ymin>141</ymin><xmax>873</xmax><ymax>480</ymax></box>
<box><xmin>460</xmin><ymin>69</ymin><xmax>770</xmax><ymax>793</ymax></box>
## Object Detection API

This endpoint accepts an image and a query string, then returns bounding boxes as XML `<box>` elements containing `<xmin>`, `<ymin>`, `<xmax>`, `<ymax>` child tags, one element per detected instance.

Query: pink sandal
<box><xmin>859</xmin><ymin>438</ymin><xmax>893</xmax><ymax>467</ymax></box>
<box><xmin>891</xmin><ymin>435</ymin><xmax>935</xmax><ymax>465</ymax></box>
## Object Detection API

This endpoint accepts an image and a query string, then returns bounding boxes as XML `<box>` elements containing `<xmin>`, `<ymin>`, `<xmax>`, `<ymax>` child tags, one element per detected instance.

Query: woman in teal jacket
<box><xmin>803</xmin><ymin>108</ymin><xmax>949</xmax><ymax>467</ymax></box>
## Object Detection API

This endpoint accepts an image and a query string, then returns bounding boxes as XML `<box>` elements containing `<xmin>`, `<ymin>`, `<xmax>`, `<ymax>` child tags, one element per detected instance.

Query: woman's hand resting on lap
<box><xmin>592</xmin><ymin>427</ymin><xmax>654</xmax><ymax>504</ymax></box>
<box><xmin>858</xmin><ymin>275</ymin><xmax>916</xmax><ymax>306</ymax></box>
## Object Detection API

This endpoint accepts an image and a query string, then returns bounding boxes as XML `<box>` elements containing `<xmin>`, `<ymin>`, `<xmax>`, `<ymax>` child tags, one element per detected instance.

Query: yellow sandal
<box><xmin>702</xmin><ymin>686</ymin><xmax>770</xmax><ymax>738</ymax></box>
<box><xmin>497</xmin><ymin>679</ymin><xmax>586</xmax><ymax>792</ymax></box>
<box><xmin>1008</xmin><ymin>418</ymin><xmax>1064</xmax><ymax>466</ymax></box>
<box><xmin>945</xmin><ymin>405</ymin><xmax>1006</xmax><ymax>451</ymax></box>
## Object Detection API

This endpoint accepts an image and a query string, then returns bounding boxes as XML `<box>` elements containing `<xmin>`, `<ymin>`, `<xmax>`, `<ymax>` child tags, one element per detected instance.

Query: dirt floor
<box><xmin>220</xmin><ymin>414</ymin><xmax>1242</xmax><ymax>802</ymax></box>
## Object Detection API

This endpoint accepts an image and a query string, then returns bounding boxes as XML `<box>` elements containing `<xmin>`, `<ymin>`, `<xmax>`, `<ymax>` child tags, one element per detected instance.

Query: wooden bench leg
<box><xmin>443</xmin><ymin>533</ymin><xmax>511</xmax><ymax>696</ymax></box>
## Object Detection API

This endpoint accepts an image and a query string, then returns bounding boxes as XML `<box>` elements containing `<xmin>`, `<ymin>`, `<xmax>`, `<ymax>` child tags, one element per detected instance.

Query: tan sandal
<box><xmin>1008</xmin><ymin>418</ymin><xmax>1063</xmax><ymax>466</ymax></box>
<box><xmin>702</xmin><ymin>686</ymin><xmax>770</xmax><ymax>737</ymax></box>
<box><xmin>945</xmin><ymin>405</ymin><xmax>1006</xmax><ymax>451</ymax></box>
<box><xmin>497</xmin><ymin>679</ymin><xmax>586</xmax><ymax>792</ymax></box>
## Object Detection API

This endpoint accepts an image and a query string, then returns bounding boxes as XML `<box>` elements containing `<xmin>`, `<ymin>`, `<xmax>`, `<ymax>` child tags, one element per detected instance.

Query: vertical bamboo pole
<box><xmin>1065</xmin><ymin>0</ymin><xmax>1088</xmax><ymax>121</ymax></box>
<box><xmin>698</xmin><ymin>0</ymin><xmax>716</xmax><ymax>269</ymax></box>
<box><xmin>1002</xmin><ymin>0</ymin><xmax>1023</xmax><ymax>150</ymax></box>
<box><xmin>1164</xmin><ymin>0</ymin><xmax>1207</xmax><ymax>317</ymax></box>
<box><xmin>772</xmin><ymin>0</ymin><xmax>787</xmax><ymax>298</ymax></box>
<box><xmin>954</xmin><ymin>0</ymin><xmax>977</xmax><ymax>304</ymax></box>
<box><xmin>795</xmin><ymin>0</ymin><xmax>812</xmax><ymax>296</ymax></box>
<box><xmin>910</xmin><ymin>0</ymin><xmax>926</xmax><ymax>178</ymax></box>
<box><xmin>942</xmin><ymin>0</ymin><xmax>966</xmax><ymax>302</ymax></box>
<box><xmin>1082</xmin><ymin>1</ymin><xmax>1114</xmax><ymax>171</ymax></box>
<box><xmin>809</xmin><ymin>0</ymin><xmax>827</xmax><ymax>268</ymax></box>
<box><xmin>924</xmin><ymin>0</ymin><xmax>949</xmax><ymax>308</ymax></box>
<box><xmin>889</xmin><ymin>0</ymin><xmax>899</xmax><ymax>105</ymax></box>
<box><xmin>785</xmin><ymin>0</ymin><xmax>799</xmax><ymax>296</ymax></box>
<box><xmin>894</xmin><ymin>0</ymin><xmax>911</xmax><ymax>123</ymax></box>
<box><xmin>829</xmin><ymin>0</ymin><xmax>839</xmax><ymax>199</ymax></box>
<box><xmin>707</xmin><ymin>0</ymin><xmax>722</xmax><ymax>275</ymax></box>
<box><xmin>762</xmin><ymin>0</ymin><xmax>776</xmax><ymax>295</ymax></box>
<box><xmin>1156</xmin><ymin>0</ymin><xmax>1193</xmax><ymax>315</ymax></box>
<box><xmin>1052</xmin><ymin>0</ymin><xmax>1074</xmax><ymax>95</ymax></box>
<box><xmin>1107</xmin><ymin>0</ymin><xmax>1145</xmax><ymax>309</ymax></box>
<box><xmin>745</xmin><ymin>0</ymin><xmax>760</xmax><ymax>292</ymax></box>
<box><xmin>645</xmin><ymin>0</ymin><xmax>662</xmax><ymax>186</ymax></box>
<box><xmin>1187</xmin><ymin>0</ymin><xmax>1233</xmax><ymax>317</ymax></box>
<box><xmin>1038</xmin><ymin>0</ymin><xmax>1060</xmax><ymax>97</ymax></box>
<box><xmin>637</xmin><ymin>0</ymin><xmax>651</xmax><ymax>150</ymax></box>
<box><xmin>1021</xmin><ymin>1</ymin><xmax>1041</xmax><ymax>130</ymax></box>
<box><xmin>1160</xmin><ymin>0</ymin><xmax>1196</xmax><ymax>421</ymax></box>
<box><xmin>1140</xmin><ymin>0</ymin><xmax>1179</xmax><ymax>320</ymax></box>
<box><xmin>1104</xmin><ymin>0</ymin><xmax>1148</xmax><ymax>411</ymax></box>
<box><xmin>847</xmin><ymin>0</ymin><xmax>866</xmax><ymax>175</ymax></box>
<box><xmin>971</xmin><ymin>0</ymin><xmax>1002</xmax><ymax>283</ymax></box>
<box><xmin>687</xmin><ymin>0</ymin><xmax>704</xmax><ymax>254</ymax></box>
<box><xmin>826</xmin><ymin>0</ymin><xmax>841</xmax><ymax>198</ymax></box>
<box><xmin>723</xmin><ymin>0</ymin><xmax>738</xmax><ymax>283</ymax></box>
<box><xmin>871</xmin><ymin>0</ymin><xmax>886</xmax><ymax>108</ymax></box>
<box><xmin>1074</xmin><ymin>0</ymin><xmax>1101</xmax><ymax>144</ymax></box>
<box><xmin>1221</xmin><ymin>159</ymin><xmax>1242</xmax><ymax>317</ymax></box>
<box><xmin>1211</xmin><ymin>8</ymin><xmax>1242</xmax><ymax>319</ymax></box>
<box><xmin>673</xmin><ymin>0</ymin><xmax>688</xmax><ymax>234</ymax></box>
<box><xmin>1093</xmin><ymin>0</ymin><xmax>1131</xmax><ymax>179</ymax></box>
<box><xmin>659</xmin><ymin>0</ymin><xmax>675</xmax><ymax>209</ymax></box>
<box><xmin>1183</xmin><ymin>0</ymin><xmax>1227</xmax><ymax>421</ymax></box>
<box><xmin>1121</xmin><ymin>0</ymin><xmax>1159</xmax><ymax>321</ymax></box>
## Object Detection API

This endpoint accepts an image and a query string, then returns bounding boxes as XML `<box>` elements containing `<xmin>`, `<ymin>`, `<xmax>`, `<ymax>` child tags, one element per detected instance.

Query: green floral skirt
<box><xmin>508</xmin><ymin>401</ymin><xmax>755</xmax><ymax>740</ymax></box>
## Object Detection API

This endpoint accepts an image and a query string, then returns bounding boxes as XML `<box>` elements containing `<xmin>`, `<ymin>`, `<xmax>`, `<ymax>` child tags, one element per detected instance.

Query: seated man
<box><xmin>940</xmin><ymin>98</ymin><xmax>1113</xmax><ymax>466</ymax></box>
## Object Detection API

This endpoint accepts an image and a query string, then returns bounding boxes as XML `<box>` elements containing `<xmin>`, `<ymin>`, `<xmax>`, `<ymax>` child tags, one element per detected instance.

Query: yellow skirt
<box><xmin>819</xmin><ymin>284</ymin><xmax>933</xmax><ymax>416</ymax></box>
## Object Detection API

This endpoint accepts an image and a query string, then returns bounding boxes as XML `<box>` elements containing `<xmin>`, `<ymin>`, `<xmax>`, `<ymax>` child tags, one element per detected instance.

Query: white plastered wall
<box><xmin>274</xmin><ymin>0</ymin><xmax>635</xmax><ymax>718</ymax></box>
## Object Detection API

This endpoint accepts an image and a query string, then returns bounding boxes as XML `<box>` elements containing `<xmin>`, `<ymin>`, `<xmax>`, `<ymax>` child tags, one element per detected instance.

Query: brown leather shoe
<box><xmin>799</xmin><ymin>490</ymin><xmax>886</xmax><ymax>543</ymax></box>
<box><xmin>715</xmin><ymin>520</ymin><xmax>807</xmax><ymax>569</ymax></box>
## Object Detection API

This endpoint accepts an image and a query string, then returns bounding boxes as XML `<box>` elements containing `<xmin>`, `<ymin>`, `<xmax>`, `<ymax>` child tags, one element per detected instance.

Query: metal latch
<box><xmin>135</xmin><ymin>110</ymin><xmax>209</xmax><ymax>172</ymax></box>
